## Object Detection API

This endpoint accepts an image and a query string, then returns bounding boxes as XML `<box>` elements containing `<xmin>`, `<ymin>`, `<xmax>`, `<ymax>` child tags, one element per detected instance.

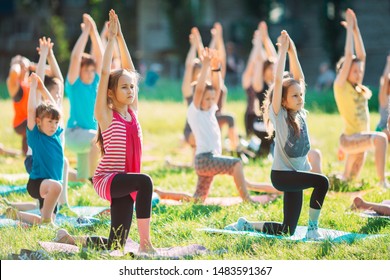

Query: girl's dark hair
<box><xmin>36</xmin><ymin>101</ymin><xmax>61</xmax><ymax>120</ymax></box>
<box><xmin>96</xmin><ymin>69</ymin><xmax>140</xmax><ymax>155</ymax></box>
<box><xmin>81</xmin><ymin>54</ymin><xmax>96</xmax><ymax>69</ymax></box>
<box><xmin>262</xmin><ymin>78</ymin><xmax>304</xmax><ymax>138</ymax></box>
<box><xmin>263</xmin><ymin>59</ymin><xmax>274</xmax><ymax>75</ymax></box>
<box><xmin>44</xmin><ymin>75</ymin><xmax>61</xmax><ymax>93</ymax></box>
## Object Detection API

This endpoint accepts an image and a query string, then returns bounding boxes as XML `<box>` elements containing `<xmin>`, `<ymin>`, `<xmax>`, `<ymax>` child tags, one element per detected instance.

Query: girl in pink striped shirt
<box><xmin>93</xmin><ymin>10</ymin><xmax>155</xmax><ymax>252</ymax></box>
<box><xmin>55</xmin><ymin>10</ymin><xmax>155</xmax><ymax>253</ymax></box>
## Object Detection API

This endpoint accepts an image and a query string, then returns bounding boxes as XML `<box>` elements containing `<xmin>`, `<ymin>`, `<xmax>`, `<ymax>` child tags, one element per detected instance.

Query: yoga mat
<box><xmin>0</xmin><ymin>219</ymin><xmax>29</xmax><ymax>228</ymax></box>
<box><xmin>0</xmin><ymin>184</ymin><xmax>27</xmax><ymax>196</ymax></box>
<box><xmin>39</xmin><ymin>239</ymin><xmax>208</xmax><ymax>259</ymax></box>
<box><xmin>0</xmin><ymin>173</ymin><xmax>29</xmax><ymax>182</ymax></box>
<box><xmin>39</xmin><ymin>241</ymin><xmax>80</xmax><ymax>254</ymax></box>
<box><xmin>200</xmin><ymin>226</ymin><xmax>384</xmax><ymax>243</ymax></box>
<box><xmin>0</xmin><ymin>206</ymin><xmax>109</xmax><ymax>228</ymax></box>
<box><xmin>0</xmin><ymin>181</ymin><xmax>84</xmax><ymax>196</ymax></box>
<box><xmin>69</xmin><ymin>206</ymin><xmax>110</xmax><ymax>217</ymax></box>
<box><xmin>358</xmin><ymin>211</ymin><xmax>390</xmax><ymax>219</ymax></box>
<box><xmin>110</xmin><ymin>239</ymin><xmax>208</xmax><ymax>259</ymax></box>
<box><xmin>25</xmin><ymin>205</ymin><xmax>109</xmax><ymax>217</ymax></box>
<box><xmin>160</xmin><ymin>194</ymin><xmax>279</xmax><ymax>206</ymax></box>
<box><xmin>0</xmin><ymin>216</ymin><xmax>103</xmax><ymax>228</ymax></box>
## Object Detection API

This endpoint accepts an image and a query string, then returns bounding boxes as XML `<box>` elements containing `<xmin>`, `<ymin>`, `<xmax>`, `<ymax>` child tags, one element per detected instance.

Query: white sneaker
<box><xmin>224</xmin><ymin>217</ymin><xmax>254</xmax><ymax>231</ymax></box>
<box><xmin>236</xmin><ymin>217</ymin><xmax>254</xmax><ymax>231</ymax></box>
<box><xmin>380</xmin><ymin>180</ymin><xmax>390</xmax><ymax>189</ymax></box>
<box><xmin>305</xmin><ymin>228</ymin><xmax>324</xmax><ymax>241</ymax></box>
<box><xmin>224</xmin><ymin>222</ymin><xmax>239</xmax><ymax>231</ymax></box>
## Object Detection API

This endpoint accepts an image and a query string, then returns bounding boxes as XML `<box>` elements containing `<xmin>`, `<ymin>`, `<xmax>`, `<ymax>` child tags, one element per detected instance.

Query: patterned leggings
<box><xmin>194</xmin><ymin>152</ymin><xmax>240</xmax><ymax>200</ymax></box>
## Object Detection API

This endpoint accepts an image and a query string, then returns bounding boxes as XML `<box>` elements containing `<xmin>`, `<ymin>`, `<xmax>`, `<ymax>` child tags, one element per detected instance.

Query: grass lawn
<box><xmin>0</xmin><ymin>97</ymin><xmax>389</xmax><ymax>260</ymax></box>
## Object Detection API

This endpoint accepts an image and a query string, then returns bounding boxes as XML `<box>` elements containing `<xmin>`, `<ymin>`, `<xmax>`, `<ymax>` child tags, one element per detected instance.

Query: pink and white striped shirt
<box><xmin>93</xmin><ymin>109</ymin><xmax>142</xmax><ymax>202</ymax></box>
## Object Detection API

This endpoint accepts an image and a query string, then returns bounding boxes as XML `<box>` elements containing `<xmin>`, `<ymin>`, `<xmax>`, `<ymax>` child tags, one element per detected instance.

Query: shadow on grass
<box><xmin>148</xmin><ymin>166</ymin><xmax>195</xmax><ymax>178</ymax></box>
<box><xmin>328</xmin><ymin>175</ymin><xmax>372</xmax><ymax>192</ymax></box>
<box><xmin>358</xmin><ymin>218</ymin><xmax>390</xmax><ymax>234</ymax></box>
<box><xmin>153</xmin><ymin>204</ymin><xmax>223</xmax><ymax>220</ymax></box>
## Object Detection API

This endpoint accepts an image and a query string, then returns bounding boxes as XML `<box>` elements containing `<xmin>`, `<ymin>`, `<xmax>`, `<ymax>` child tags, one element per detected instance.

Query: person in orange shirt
<box><xmin>6</xmin><ymin>55</ymin><xmax>31</xmax><ymax>155</ymax></box>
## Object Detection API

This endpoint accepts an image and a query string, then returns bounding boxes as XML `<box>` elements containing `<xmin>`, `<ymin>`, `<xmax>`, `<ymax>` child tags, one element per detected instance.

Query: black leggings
<box><xmin>261</xmin><ymin>170</ymin><xmax>329</xmax><ymax>236</ymax></box>
<box><xmin>86</xmin><ymin>173</ymin><xmax>153</xmax><ymax>249</ymax></box>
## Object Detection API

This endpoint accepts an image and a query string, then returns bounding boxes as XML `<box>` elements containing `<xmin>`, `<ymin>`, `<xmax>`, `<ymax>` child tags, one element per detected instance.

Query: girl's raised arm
<box><xmin>67</xmin><ymin>16</ymin><xmax>91</xmax><ymax>84</ymax></box>
<box><xmin>182</xmin><ymin>33</ymin><xmax>197</xmax><ymax>99</ymax></box>
<box><xmin>210</xmin><ymin>54</ymin><xmax>222</xmax><ymax>103</ymax></box>
<box><xmin>116</xmin><ymin>13</ymin><xmax>134</xmax><ymax>72</ymax></box>
<box><xmin>193</xmin><ymin>48</ymin><xmax>212</xmax><ymax>109</ymax></box>
<box><xmin>36</xmin><ymin>75</ymin><xmax>57</xmax><ymax>106</ymax></box>
<box><xmin>242</xmin><ymin>31</ymin><xmax>258</xmax><ymax>90</ymax></box>
<box><xmin>272</xmin><ymin>31</ymin><xmax>289</xmax><ymax>116</ymax></box>
<box><xmin>287</xmin><ymin>36</ymin><xmax>304</xmax><ymax>83</ymax></box>
<box><xmin>379</xmin><ymin>55</ymin><xmax>390</xmax><ymax>108</ymax></box>
<box><xmin>334</xmin><ymin>9</ymin><xmax>354</xmax><ymax>87</ymax></box>
<box><xmin>94</xmin><ymin>10</ymin><xmax>117</xmax><ymax>130</ymax></box>
<box><xmin>252</xmin><ymin>30</ymin><xmax>267</xmax><ymax>93</ymax></box>
<box><xmin>213</xmin><ymin>23</ymin><xmax>227</xmax><ymax>80</ymax></box>
<box><xmin>351</xmin><ymin>9</ymin><xmax>366</xmax><ymax>75</ymax></box>
<box><xmin>259</xmin><ymin>21</ymin><xmax>277</xmax><ymax>60</ymax></box>
<box><xmin>192</xmin><ymin>27</ymin><xmax>205</xmax><ymax>60</ymax></box>
<box><xmin>85</xmin><ymin>14</ymin><xmax>104</xmax><ymax>75</ymax></box>
<box><xmin>115</xmin><ymin>11</ymin><xmax>138</xmax><ymax>111</ymax></box>
<box><xmin>27</xmin><ymin>73</ymin><xmax>39</xmax><ymax>130</ymax></box>
<box><xmin>47</xmin><ymin>42</ymin><xmax>64</xmax><ymax>84</ymax></box>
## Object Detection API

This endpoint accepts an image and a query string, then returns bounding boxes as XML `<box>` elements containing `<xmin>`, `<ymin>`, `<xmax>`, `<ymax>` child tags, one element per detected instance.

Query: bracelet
<box><xmin>211</xmin><ymin>67</ymin><xmax>221</xmax><ymax>72</ymax></box>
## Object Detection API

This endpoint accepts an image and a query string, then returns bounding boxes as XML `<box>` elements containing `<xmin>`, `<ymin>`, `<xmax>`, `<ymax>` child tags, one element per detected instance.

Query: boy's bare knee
<box><xmin>50</xmin><ymin>181</ymin><xmax>63</xmax><ymax>195</ymax></box>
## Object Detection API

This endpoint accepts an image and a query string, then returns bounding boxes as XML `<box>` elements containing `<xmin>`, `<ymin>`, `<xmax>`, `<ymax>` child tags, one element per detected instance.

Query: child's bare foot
<box><xmin>138</xmin><ymin>242</ymin><xmax>156</xmax><ymax>255</ymax></box>
<box><xmin>350</xmin><ymin>196</ymin><xmax>364</xmax><ymax>211</ymax></box>
<box><xmin>53</xmin><ymin>229</ymin><xmax>76</xmax><ymax>245</ymax></box>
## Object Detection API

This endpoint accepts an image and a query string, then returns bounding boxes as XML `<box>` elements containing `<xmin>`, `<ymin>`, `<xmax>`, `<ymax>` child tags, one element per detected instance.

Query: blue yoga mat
<box><xmin>200</xmin><ymin>226</ymin><xmax>384</xmax><ymax>243</ymax></box>
<box><xmin>359</xmin><ymin>211</ymin><xmax>390</xmax><ymax>219</ymax></box>
<box><xmin>0</xmin><ymin>206</ymin><xmax>110</xmax><ymax>228</ymax></box>
<box><xmin>0</xmin><ymin>185</ymin><xmax>27</xmax><ymax>196</ymax></box>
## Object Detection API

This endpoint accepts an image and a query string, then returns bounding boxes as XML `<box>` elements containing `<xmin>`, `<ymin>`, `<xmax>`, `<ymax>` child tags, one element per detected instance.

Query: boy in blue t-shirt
<box><xmin>6</xmin><ymin>73</ymin><xmax>64</xmax><ymax>227</ymax></box>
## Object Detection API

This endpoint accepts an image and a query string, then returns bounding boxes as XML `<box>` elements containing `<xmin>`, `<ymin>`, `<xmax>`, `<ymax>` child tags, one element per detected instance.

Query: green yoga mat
<box><xmin>0</xmin><ymin>185</ymin><xmax>27</xmax><ymax>196</ymax></box>
<box><xmin>200</xmin><ymin>226</ymin><xmax>385</xmax><ymax>243</ymax></box>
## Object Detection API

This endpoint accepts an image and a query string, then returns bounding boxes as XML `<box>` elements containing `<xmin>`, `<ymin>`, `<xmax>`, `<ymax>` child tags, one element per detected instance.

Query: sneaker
<box><xmin>224</xmin><ymin>222</ymin><xmax>239</xmax><ymax>231</ymax></box>
<box><xmin>380</xmin><ymin>180</ymin><xmax>390</xmax><ymax>189</ymax></box>
<box><xmin>236</xmin><ymin>217</ymin><xmax>254</xmax><ymax>231</ymax></box>
<box><xmin>305</xmin><ymin>228</ymin><xmax>324</xmax><ymax>241</ymax></box>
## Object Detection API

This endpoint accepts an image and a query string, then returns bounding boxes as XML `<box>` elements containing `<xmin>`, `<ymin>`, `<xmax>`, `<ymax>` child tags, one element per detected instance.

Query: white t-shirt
<box><xmin>187</xmin><ymin>102</ymin><xmax>222</xmax><ymax>155</ymax></box>
<box><xmin>269</xmin><ymin>105</ymin><xmax>311</xmax><ymax>171</ymax></box>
